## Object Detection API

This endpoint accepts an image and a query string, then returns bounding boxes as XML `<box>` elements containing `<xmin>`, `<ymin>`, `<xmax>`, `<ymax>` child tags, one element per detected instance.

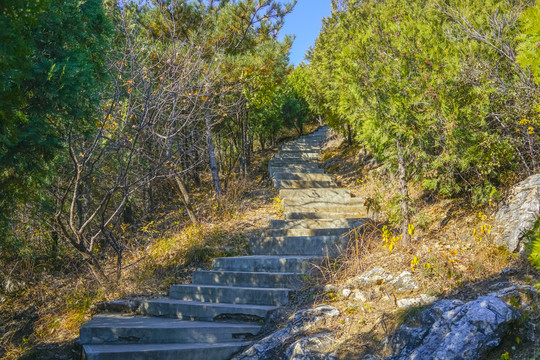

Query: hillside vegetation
<box><xmin>1</xmin><ymin>0</ymin><xmax>540</xmax><ymax>359</ymax></box>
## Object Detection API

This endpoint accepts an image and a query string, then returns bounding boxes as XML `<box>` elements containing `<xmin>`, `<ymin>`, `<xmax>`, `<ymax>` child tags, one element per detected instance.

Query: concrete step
<box><xmin>270</xmin><ymin>218</ymin><xmax>364</xmax><ymax>229</ymax></box>
<box><xmin>283</xmin><ymin>204</ymin><xmax>366</xmax><ymax>213</ymax></box>
<box><xmin>283</xmin><ymin>197</ymin><xmax>365</xmax><ymax>206</ymax></box>
<box><xmin>168</xmin><ymin>285</ymin><xmax>290</xmax><ymax>306</ymax></box>
<box><xmin>285</xmin><ymin>211</ymin><xmax>367</xmax><ymax>220</ymax></box>
<box><xmin>250</xmin><ymin>235</ymin><xmax>346</xmax><ymax>256</ymax></box>
<box><xmin>271</xmin><ymin>172</ymin><xmax>334</xmax><ymax>182</ymax></box>
<box><xmin>281</xmin><ymin>145</ymin><xmax>321</xmax><ymax>150</ymax></box>
<box><xmin>273</xmin><ymin>179</ymin><xmax>335</xmax><ymax>189</ymax></box>
<box><xmin>274</xmin><ymin>146</ymin><xmax>321</xmax><ymax>155</ymax></box>
<box><xmin>268</xmin><ymin>161</ymin><xmax>320</xmax><ymax>168</ymax></box>
<box><xmin>212</xmin><ymin>255</ymin><xmax>321</xmax><ymax>273</ymax></box>
<box><xmin>83</xmin><ymin>342</ymin><xmax>250</xmax><ymax>360</ymax></box>
<box><xmin>274</xmin><ymin>150</ymin><xmax>320</xmax><ymax>156</ymax></box>
<box><xmin>192</xmin><ymin>270</ymin><xmax>303</xmax><ymax>289</ymax></box>
<box><xmin>278</xmin><ymin>188</ymin><xmax>351</xmax><ymax>201</ymax></box>
<box><xmin>262</xmin><ymin>227</ymin><xmax>353</xmax><ymax>237</ymax></box>
<box><xmin>139</xmin><ymin>299</ymin><xmax>277</xmax><ymax>322</ymax></box>
<box><xmin>268</xmin><ymin>162</ymin><xmax>321</xmax><ymax>169</ymax></box>
<box><xmin>269</xmin><ymin>167</ymin><xmax>324</xmax><ymax>176</ymax></box>
<box><xmin>80</xmin><ymin>315</ymin><xmax>260</xmax><ymax>345</ymax></box>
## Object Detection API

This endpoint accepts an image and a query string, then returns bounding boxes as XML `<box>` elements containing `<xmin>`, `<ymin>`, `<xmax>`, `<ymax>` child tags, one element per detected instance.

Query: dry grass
<box><xmin>0</xmin><ymin>147</ymin><xmax>282</xmax><ymax>359</ymax></box>
<box><xmin>299</xmin><ymin>133</ymin><xmax>540</xmax><ymax>360</ymax></box>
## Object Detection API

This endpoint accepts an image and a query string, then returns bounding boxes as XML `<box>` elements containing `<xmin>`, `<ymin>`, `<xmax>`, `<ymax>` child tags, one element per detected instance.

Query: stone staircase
<box><xmin>79</xmin><ymin>126</ymin><xmax>367</xmax><ymax>360</ymax></box>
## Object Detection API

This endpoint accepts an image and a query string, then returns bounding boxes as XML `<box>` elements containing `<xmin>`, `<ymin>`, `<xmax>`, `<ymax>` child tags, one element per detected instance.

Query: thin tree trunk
<box><xmin>396</xmin><ymin>138</ymin><xmax>411</xmax><ymax>246</ymax></box>
<box><xmin>347</xmin><ymin>123</ymin><xmax>353</xmax><ymax>146</ymax></box>
<box><xmin>206</xmin><ymin>108</ymin><xmax>222</xmax><ymax>196</ymax></box>
<box><xmin>174</xmin><ymin>175</ymin><xmax>197</xmax><ymax>224</ymax></box>
<box><xmin>243</xmin><ymin>109</ymin><xmax>250</xmax><ymax>177</ymax></box>
<box><xmin>81</xmin><ymin>250</ymin><xmax>109</xmax><ymax>286</ymax></box>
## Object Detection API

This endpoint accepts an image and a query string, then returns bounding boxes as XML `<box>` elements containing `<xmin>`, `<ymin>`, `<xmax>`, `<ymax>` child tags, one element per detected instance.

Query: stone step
<box><xmin>282</xmin><ymin>144</ymin><xmax>322</xmax><ymax>149</ymax></box>
<box><xmin>268</xmin><ymin>161</ymin><xmax>321</xmax><ymax>168</ymax></box>
<box><xmin>83</xmin><ymin>342</ymin><xmax>250</xmax><ymax>360</ymax></box>
<box><xmin>273</xmin><ymin>179</ymin><xmax>336</xmax><ymax>189</ymax></box>
<box><xmin>285</xmin><ymin>211</ymin><xmax>367</xmax><ymax>220</ymax></box>
<box><xmin>271</xmin><ymin>172</ymin><xmax>334</xmax><ymax>182</ymax></box>
<box><xmin>80</xmin><ymin>315</ymin><xmax>261</xmax><ymax>345</ymax></box>
<box><xmin>274</xmin><ymin>150</ymin><xmax>320</xmax><ymax>156</ymax></box>
<box><xmin>282</xmin><ymin>197</ymin><xmax>365</xmax><ymax>206</ymax></box>
<box><xmin>139</xmin><ymin>299</ymin><xmax>277</xmax><ymax>322</ymax></box>
<box><xmin>278</xmin><ymin>188</ymin><xmax>351</xmax><ymax>201</ymax></box>
<box><xmin>278</xmin><ymin>148</ymin><xmax>321</xmax><ymax>153</ymax></box>
<box><xmin>269</xmin><ymin>167</ymin><xmax>324</xmax><ymax>176</ymax></box>
<box><xmin>270</xmin><ymin>218</ymin><xmax>364</xmax><ymax>229</ymax></box>
<box><xmin>269</xmin><ymin>158</ymin><xmax>320</xmax><ymax>165</ymax></box>
<box><xmin>282</xmin><ymin>142</ymin><xmax>323</xmax><ymax>147</ymax></box>
<box><xmin>273</xmin><ymin>155</ymin><xmax>320</xmax><ymax>161</ymax></box>
<box><xmin>283</xmin><ymin>204</ymin><xmax>366</xmax><ymax>213</ymax></box>
<box><xmin>250</xmin><ymin>235</ymin><xmax>346</xmax><ymax>256</ymax></box>
<box><xmin>268</xmin><ymin>160</ymin><xmax>320</xmax><ymax>167</ymax></box>
<box><xmin>212</xmin><ymin>255</ymin><xmax>321</xmax><ymax>273</ymax></box>
<box><xmin>168</xmin><ymin>285</ymin><xmax>290</xmax><ymax>306</ymax></box>
<box><xmin>192</xmin><ymin>270</ymin><xmax>303</xmax><ymax>289</ymax></box>
<box><xmin>262</xmin><ymin>227</ymin><xmax>353</xmax><ymax>237</ymax></box>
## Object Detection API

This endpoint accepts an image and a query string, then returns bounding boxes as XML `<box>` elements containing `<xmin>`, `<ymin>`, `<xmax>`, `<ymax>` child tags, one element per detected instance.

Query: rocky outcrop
<box><xmin>494</xmin><ymin>173</ymin><xmax>540</xmax><ymax>252</ymax></box>
<box><xmin>285</xmin><ymin>332</ymin><xmax>337</xmax><ymax>360</ymax></box>
<box><xmin>387</xmin><ymin>296</ymin><xmax>520</xmax><ymax>360</ymax></box>
<box><xmin>232</xmin><ymin>305</ymin><xmax>339</xmax><ymax>360</ymax></box>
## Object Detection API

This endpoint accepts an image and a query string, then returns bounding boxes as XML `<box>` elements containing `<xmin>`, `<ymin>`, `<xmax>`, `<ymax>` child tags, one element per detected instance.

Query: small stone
<box><xmin>397</xmin><ymin>298</ymin><xmax>423</xmax><ymax>308</ymax></box>
<box><xmin>324</xmin><ymin>284</ymin><xmax>338</xmax><ymax>292</ymax></box>
<box><xmin>350</xmin><ymin>267</ymin><xmax>393</xmax><ymax>289</ymax></box>
<box><xmin>342</xmin><ymin>288</ymin><xmax>352</xmax><ymax>298</ymax></box>
<box><xmin>499</xmin><ymin>267</ymin><xmax>517</xmax><ymax>276</ymax></box>
<box><xmin>397</xmin><ymin>294</ymin><xmax>436</xmax><ymax>308</ymax></box>
<box><xmin>353</xmin><ymin>290</ymin><xmax>367</xmax><ymax>302</ymax></box>
<box><xmin>390</xmin><ymin>271</ymin><xmax>419</xmax><ymax>292</ymax></box>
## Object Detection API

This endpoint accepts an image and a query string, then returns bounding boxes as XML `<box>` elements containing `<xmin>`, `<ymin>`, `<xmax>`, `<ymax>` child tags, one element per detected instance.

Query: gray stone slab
<box><xmin>212</xmin><ymin>256</ymin><xmax>321</xmax><ymax>273</ymax></box>
<box><xmin>278</xmin><ymin>188</ymin><xmax>351</xmax><ymax>200</ymax></box>
<box><xmin>80</xmin><ymin>315</ymin><xmax>261</xmax><ymax>345</ymax></box>
<box><xmin>271</xmin><ymin>172</ymin><xmax>334</xmax><ymax>181</ymax></box>
<box><xmin>192</xmin><ymin>270</ymin><xmax>303</xmax><ymax>289</ymax></box>
<box><xmin>273</xmin><ymin>180</ymin><xmax>335</xmax><ymax>189</ymax></box>
<box><xmin>283</xmin><ymin>204</ymin><xmax>366</xmax><ymax>213</ymax></box>
<box><xmin>84</xmin><ymin>342</ymin><xmax>250</xmax><ymax>360</ymax></box>
<box><xmin>270</xmin><ymin>218</ymin><xmax>364</xmax><ymax>229</ymax></box>
<box><xmin>285</xmin><ymin>211</ymin><xmax>367</xmax><ymax>220</ymax></box>
<box><xmin>262</xmin><ymin>227</ymin><xmax>353</xmax><ymax>237</ymax></box>
<box><xmin>139</xmin><ymin>299</ymin><xmax>277</xmax><ymax>321</ymax></box>
<box><xmin>168</xmin><ymin>285</ymin><xmax>291</xmax><ymax>306</ymax></box>
<box><xmin>250</xmin><ymin>235</ymin><xmax>346</xmax><ymax>256</ymax></box>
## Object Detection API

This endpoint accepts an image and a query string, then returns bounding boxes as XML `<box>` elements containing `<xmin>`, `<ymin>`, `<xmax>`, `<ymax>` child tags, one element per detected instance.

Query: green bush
<box><xmin>525</xmin><ymin>217</ymin><xmax>540</xmax><ymax>270</ymax></box>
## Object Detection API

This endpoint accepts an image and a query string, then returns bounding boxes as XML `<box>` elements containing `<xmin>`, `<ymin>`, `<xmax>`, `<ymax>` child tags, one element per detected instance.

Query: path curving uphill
<box><xmin>79</xmin><ymin>126</ymin><xmax>367</xmax><ymax>360</ymax></box>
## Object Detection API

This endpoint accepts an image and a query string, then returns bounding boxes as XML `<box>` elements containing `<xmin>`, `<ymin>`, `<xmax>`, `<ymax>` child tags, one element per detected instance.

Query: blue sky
<box><xmin>279</xmin><ymin>0</ymin><xmax>332</xmax><ymax>66</ymax></box>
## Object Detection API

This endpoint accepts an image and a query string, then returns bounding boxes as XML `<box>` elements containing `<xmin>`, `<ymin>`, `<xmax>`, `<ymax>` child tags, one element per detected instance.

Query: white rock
<box><xmin>324</xmin><ymin>284</ymin><xmax>338</xmax><ymax>292</ymax></box>
<box><xmin>342</xmin><ymin>288</ymin><xmax>352</xmax><ymax>298</ymax></box>
<box><xmin>353</xmin><ymin>290</ymin><xmax>367</xmax><ymax>302</ymax></box>
<box><xmin>494</xmin><ymin>173</ymin><xmax>540</xmax><ymax>252</ymax></box>
<box><xmin>390</xmin><ymin>271</ymin><xmax>419</xmax><ymax>292</ymax></box>
<box><xmin>350</xmin><ymin>267</ymin><xmax>393</xmax><ymax>288</ymax></box>
<box><xmin>397</xmin><ymin>294</ymin><xmax>437</xmax><ymax>308</ymax></box>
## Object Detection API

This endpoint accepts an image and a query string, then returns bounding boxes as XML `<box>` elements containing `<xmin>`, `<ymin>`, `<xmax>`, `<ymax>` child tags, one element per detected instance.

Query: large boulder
<box><xmin>494</xmin><ymin>173</ymin><xmax>540</xmax><ymax>252</ymax></box>
<box><xmin>388</xmin><ymin>296</ymin><xmax>520</xmax><ymax>360</ymax></box>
